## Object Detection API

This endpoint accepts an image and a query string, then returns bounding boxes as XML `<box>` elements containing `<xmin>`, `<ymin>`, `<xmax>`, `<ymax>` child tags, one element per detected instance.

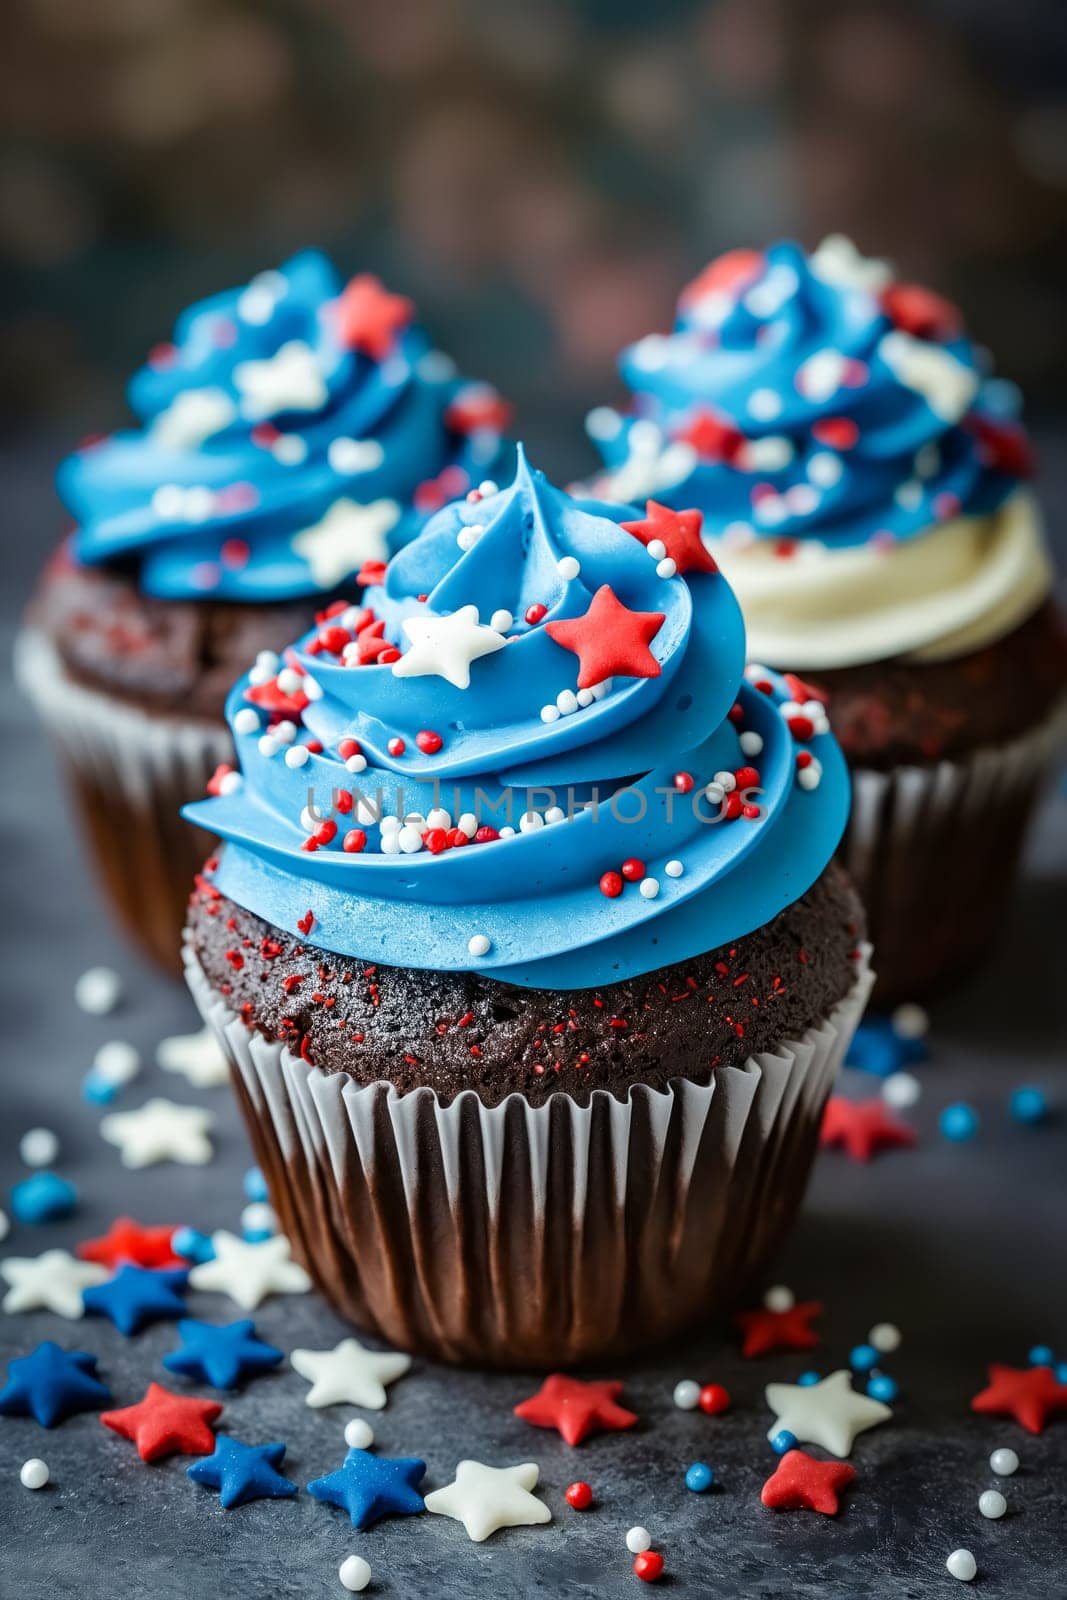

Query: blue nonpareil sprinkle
<box><xmin>939</xmin><ymin>1103</ymin><xmax>979</xmax><ymax>1142</ymax></box>
<box><xmin>850</xmin><ymin>1343</ymin><xmax>880</xmax><ymax>1373</ymax></box>
<box><xmin>1028</xmin><ymin>1344</ymin><xmax>1056</xmax><ymax>1368</ymax></box>
<box><xmin>11</xmin><ymin>1172</ymin><xmax>78</xmax><ymax>1225</ymax></box>
<box><xmin>1010</xmin><ymin>1087</ymin><xmax>1048</xmax><ymax>1125</ymax></box>
<box><xmin>797</xmin><ymin>1371</ymin><xmax>821</xmax><ymax>1387</ymax></box>
<box><xmin>685</xmin><ymin>1462</ymin><xmax>715</xmax><ymax>1493</ymax></box>
<box><xmin>867</xmin><ymin>1373</ymin><xmax>898</xmax><ymax>1403</ymax></box>
<box><xmin>172</xmin><ymin>1227</ymin><xmax>215</xmax><ymax>1264</ymax></box>
<box><xmin>243</xmin><ymin>1167</ymin><xmax>269</xmax><ymax>1203</ymax></box>
<box><xmin>770</xmin><ymin>1429</ymin><xmax>797</xmax><ymax>1455</ymax></box>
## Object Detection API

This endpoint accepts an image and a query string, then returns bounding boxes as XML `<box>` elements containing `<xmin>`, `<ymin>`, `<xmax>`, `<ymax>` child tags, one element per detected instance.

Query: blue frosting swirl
<box><xmin>589</xmin><ymin>238</ymin><xmax>1030</xmax><ymax>550</ymax></box>
<box><xmin>60</xmin><ymin>250</ymin><xmax>511</xmax><ymax>601</ymax></box>
<box><xmin>184</xmin><ymin>450</ymin><xmax>850</xmax><ymax>988</ymax></box>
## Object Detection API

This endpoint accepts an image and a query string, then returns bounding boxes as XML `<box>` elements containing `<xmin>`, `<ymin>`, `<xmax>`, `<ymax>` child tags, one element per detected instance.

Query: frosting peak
<box><xmin>185</xmin><ymin>452</ymin><xmax>850</xmax><ymax>987</ymax></box>
<box><xmin>60</xmin><ymin>251</ymin><xmax>511</xmax><ymax>602</ymax></box>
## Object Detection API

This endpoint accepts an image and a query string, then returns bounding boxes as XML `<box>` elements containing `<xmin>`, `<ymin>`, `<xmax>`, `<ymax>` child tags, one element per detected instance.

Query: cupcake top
<box><xmin>184</xmin><ymin>451</ymin><xmax>850</xmax><ymax>989</ymax></box>
<box><xmin>59</xmin><ymin>251</ymin><xmax>511</xmax><ymax>602</ymax></box>
<box><xmin>588</xmin><ymin>237</ymin><xmax>1051</xmax><ymax>669</ymax></box>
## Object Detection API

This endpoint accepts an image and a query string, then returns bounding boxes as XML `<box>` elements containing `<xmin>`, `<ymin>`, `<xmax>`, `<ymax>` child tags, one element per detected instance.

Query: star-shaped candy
<box><xmin>82</xmin><ymin>1264</ymin><xmax>188</xmax><ymax>1336</ymax></box>
<box><xmin>151</xmin><ymin>387</ymin><xmax>235</xmax><ymax>451</ymax></box>
<box><xmin>164</xmin><ymin>1318</ymin><xmax>284</xmax><ymax>1390</ymax></box>
<box><xmin>971</xmin><ymin>1364</ymin><xmax>1067</xmax><ymax>1435</ymax></box>
<box><xmin>307</xmin><ymin>1448</ymin><xmax>425</xmax><ymax>1530</ymax></box>
<box><xmin>332</xmin><ymin>274</ymin><xmax>414</xmax><ymax>360</ymax></box>
<box><xmin>766</xmin><ymin>1370</ymin><xmax>892</xmax><ymax>1458</ymax></box>
<box><xmin>100</xmin><ymin>1098</ymin><xmax>214</xmax><ymax>1168</ymax></box>
<box><xmin>187</xmin><ymin>1434</ymin><xmax>298</xmax><ymax>1509</ymax></box>
<box><xmin>291</xmin><ymin>497</ymin><xmax>400</xmax><ymax>589</ymax></box>
<box><xmin>392</xmin><ymin>604</ymin><xmax>506</xmax><ymax>691</ymax></box>
<box><xmin>736</xmin><ymin>1300</ymin><xmax>823</xmax><ymax>1359</ymax></box>
<box><xmin>621</xmin><ymin>500</ymin><xmax>718</xmax><ymax>575</ymax></box>
<box><xmin>100</xmin><ymin>1382</ymin><xmax>222</xmax><ymax>1463</ymax></box>
<box><xmin>233</xmin><ymin>340</ymin><xmax>327</xmax><ymax>420</ymax></box>
<box><xmin>157</xmin><ymin>1027</ymin><xmax>229</xmax><ymax>1089</ymax></box>
<box><xmin>291</xmin><ymin>1337</ymin><xmax>411</xmax><ymax>1410</ymax></box>
<box><xmin>76</xmin><ymin>1216</ymin><xmax>184</xmax><ymax>1272</ymax></box>
<box><xmin>1</xmin><ymin>1249</ymin><xmax>107</xmax><ymax>1318</ymax></box>
<box><xmin>820</xmin><ymin>1097</ymin><xmax>916</xmax><ymax>1162</ymax></box>
<box><xmin>425</xmin><ymin>1460</ymin><xmax>552</xmax><ymax>1542</ymax></box>
<box><xmin>0</xmin><ymin>1341</ymin><xmax>111</xmax><ymax>1427</ymax></box>
<box><xmin>513</xmin><ymin>1374</ymin><xmax>638</xmax><ymax>1446</ymax></box>
<box><xmin>188</xmin><ymin>1231</ymin><xmax>311</xmax><ymax>1311</ymax></box>
<box><xmin>545</xmin><ymin>584</ymin><xmax>664</xmax><ymax>691</ymax></box>
<box><xmin>761</xmin><ymin>1449</ymin><xmax>856</xmax><ymax>1515</ymax></box>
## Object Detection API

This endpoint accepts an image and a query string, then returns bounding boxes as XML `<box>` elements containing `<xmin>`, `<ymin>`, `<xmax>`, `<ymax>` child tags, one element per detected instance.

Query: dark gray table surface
<box><xmin>1</xmin><ymin>434</ymin><xmax>1065</xmax><ymax>1599</ymax></box>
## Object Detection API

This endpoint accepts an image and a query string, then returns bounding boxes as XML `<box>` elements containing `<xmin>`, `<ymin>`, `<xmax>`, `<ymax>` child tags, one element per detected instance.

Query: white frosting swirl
<box><xmin>709</xmin><ymin>490</ymin><xmax>1051</xmax><ymax>669</ymax></box>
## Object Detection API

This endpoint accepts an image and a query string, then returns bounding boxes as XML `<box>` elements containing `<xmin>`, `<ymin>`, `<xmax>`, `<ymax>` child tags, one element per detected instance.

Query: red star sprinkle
<box><xmin>820</xmin><ymin>1097</ymin><xmax>917</xmax><ymax>1162</ymax></box>
<box><xmin>966</xmin><ymin>415</ymin><xmax>1035</xmax><ymax>479</ymax></box>
<box><xmin>77</xmin><ymin>1217</ymin><xmax>184</xmax><ymax>1272</ymax></box>
<box><xmin>675</xmin><ymin>407</ymin><xmax>746</xmax><ymax>464</ymax></box>
<box><xmin>514</xmin><ymin>1374</ymin><xmax>638</xmax><ymax>1447</ymax></box>
<box><xmin>545</xmin><ymin>585</ymin><xmax>665</xmax><ymax>691</ymax></box>
<box><xmin>621</xmin><ymin>501</ymin><xmax>718</xmax><ymax>576</ymax></box>
<box><xmin>100</xmin><ymin>1383</ymin><xmax>222</xmax><ymax>1463</ymax></box>
<box><xmin>736</xmin><ymin>1300</ymin><xmax>823</xmax><ymax>1359</ymax></box>
<box><xmin>444</xmin><ymin>384</ymin><xmax>513</xmax><ymax>436</ymax></box>
<box><xmin>971</xmin><ymin>1365</ymin><xmax>1067</xmax><ymax>1435</ymax></box>
<box><xmin>761</xmin><ymin>1450</ymin><xmax>856</xmax><ymax>1515</ymax></box>
<box><xmin>679</xmin><ymin>248</ymin><xmax>764</xmax><ymax>310</ymax></box>
<box><xmin>332</xmin><ymin>273</ymin><xmax>414</xmax><ymax>360</ymax></box>
<box><xmin>880</xmin><ymin>282</ymin><xmax>962</xmax><ymax>341</ymax></box>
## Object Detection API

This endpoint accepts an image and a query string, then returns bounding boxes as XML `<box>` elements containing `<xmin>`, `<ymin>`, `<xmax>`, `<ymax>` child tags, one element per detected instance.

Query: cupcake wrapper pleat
<box><xmin>184</xmin><ymin>940</ymin><xmax>873</xmax><ymax>1367</ymax></box>
<box><xmin>842</xmin><ymin>703</ymin><xmax>1067</xmax><ymax>1003</ymax></box>
<box><xmin>15</xmin><ymin>627</ymin><xmax>230</xmax><ymax>973</ymax></box>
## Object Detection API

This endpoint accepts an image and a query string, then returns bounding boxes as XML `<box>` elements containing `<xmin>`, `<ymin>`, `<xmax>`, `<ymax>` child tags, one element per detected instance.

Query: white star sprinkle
<box><xmin>1</xmin><ymin>1250</ymin><xmax>108</xmax><ymax>1319</ymax></box>
<box><xmin>189</xmin><ymin>1231</ymin><xmax>311</xmax><ymax>1310</ymax></box>
<box><xmin>151</xmin><ymin>387</ymin><xmax>236</xmax><ymax>450</ymax></box>
<box><xmin>290</xmin><ymin>1337</ymin><xmax>411</xmax><ymax>1410</ymax></box>
<box><xmin>391</xmin><ymin>605</ymin><xmax>506</xmax><ymax>691</ymax></box>
<box><xmin>765</xmin><ymin>1369</ymin><xmax>892</xmax><ymax>1458</ymax></box>
<box><xmin>878</xmin><ymin>330</ymin><xmax>978</xmax><ymax>423</ymax></box>
<box><xmin>156</xmin><ymin>1026</ymin><xmax>230</xmax><ymax>1088</ymax></box>
<box><xmin>424</xmin><ymin>1461</ymin><xmax>552</xmax><ymax>1542</ymax></box>
<box><xmin>809</xmin><ymin>235</ymin><xmax>893</xmax><ymax>294</ymax></box>
<box><xmin>291</xmin><ymin>498</ymin><xmax>400</xmax><ymax>589</ymax></box>
<box><xmin>100</xmin><ymin>1098</ymin><xmax>215</xmax><ymax>1168</ymax></box>
<box><xmin>234</xmin><ymin>340</ymin><xmax>327</xmax><ymax>420</ymax></box>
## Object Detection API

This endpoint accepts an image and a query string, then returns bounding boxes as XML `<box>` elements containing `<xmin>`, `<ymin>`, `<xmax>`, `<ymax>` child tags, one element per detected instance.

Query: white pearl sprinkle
<box><xmin>93</xmin><ymin>1041</ymin><xmax>141</xmax><ymax>1088</ymax></box>
<box><xmin>519</xmin><ymin>811</ymin><xmax>544</xmax><ymax>833</ymax></box>
<box><xmin>240</xmin><ymin>1202</ymin><xmax>278</xmax><ymax>1235</ymax></box>
<box><xmin>277</xmin><ymin>667</ymin><xmax>303</xmax><ymax>695</ymax></box>
<box><xmin>978</xmin><ymin>1490</ymin><xmax>1007</xmax><ymax>1519</ymax></box>
<box><xmin>557</xmin><ymin>556</ymin><xmax>581</xmax><ymax>580</ymax></box>
<box><xmin>380</xmin><ymin>815</ymin><xmax>400</xmax><ymax>832</ymax></box>
<box><xmin>540</xmin><ymin>705</ymin><xmax>561</xmax><ymax>723</ymax></box>
<box><xmin>299</xmin><ymin>807</ymin><xmax>318</xmax><ymax>833</ymax></box>
<box><xmin>19</xmin><ymin>1129</ymin><xmax>59</xmax><ymax>1168</ymax></box>
<box><xmin>397</xmin><ymin>825</ymin><xmax>423</xmax><ymax>854</ymax></box>
<box><xmin>704</xmin><ymin>781</ymin><xmax>725</xmax><ymax>805</ymax></box>
<box><xmin>344</xmin><ymin>1418</ymin><xmax>375</xmax><ymax>1451</ymax></box>
<box><xmin>990</xmin><ymin>1448</ymin><xmax>1019</xmax><ymax>1476</ymax></box>
<box><xmin>273</xmin><ymin>720</ymin><xmax>298</xmax><ymax>746</ymax></box>
<box><xmin>739</xmin><ymin>730</ymin><xmax>764</xmax><ymax>756</ymax></box>
<box><xmin>808</xmin><ymin>451</ymin><xmax>843</xmax><ymax>487</ymax></box>
<box><xmin>284</xmin><ymin>746</ymin><xmax>310</xmax><ymax>769</ymax></box>
<box><xmin>639</xmin><ymin>877</ymin><xmax>659</xmax><ymax>900</ymax></box>
<box><xmin>426</xmin><ymin>809</ymin><xmax>452</xmax><ymax>831</ymax></box>
<box><xmin>626</xmin><ymin>1526</ymin><xmax>652</xmax><ymax>1554</ymax></box>
<box><xmin>576</xmin><ymin>688</ymin><xmax>595</xmax><ymax>707</ymax></box>
<box><xmin>490</xmin><ymin>609</ymin><xmax>513</xmax><ymax>633</ymax></box>
<box><xmin>478</xmin><ymin>480</ymin><xmax>499</xmax><ymax>497</ymax></box>
<box><xmin>379</xmin><ymin>833</ymin><xmax>400</xmax><ymax>854</ymax></box>
<box><xmin>748</xmin><ymin>387</ymin><xmax>783</xmax><ymax>420</ymax></box>
<box><xmin>891</xmin><ymin>1002</ymin><xmax>929</xmax><ymax>1040</ymax></box>
<box><xmin>713</xmin><ymin>770</ymin><xmax>736</xmax><ymax>792</ymax></box>
<box><xmin>656</xmin><ymin>557</ymin><xmax>677</xmax><ymax>579</ymax></box>
<box><xmin>882</xmin><ymin>1072</ymin><xmax>921</xmax><ymax>1110</ymax></box>
<box><xmin>544</xmin><ymin>806</ymin><xmax>566</xmax><ymax>825</ymax></box>
<box><xmin>233</xmin><ymin>708</ymin><xmax>260</xmax><ymax>735</ymax></box>
<box><xmin>339</xmin><ymin>1555</ymin><xmax>372</xmax><ymax>1593</ymax></box>
<box><xmin>646</xmin><ymin>538</ymin><xmax>667</xmax><ymax>560</ymax></box>
<box><xmin>946</xmin><ymin>1549</ymin><xmax>977</xmax><ymax>1582</ymax></box>
<box><xmin>74</xmin><ymin>967</ymin><xmax>122</xmax><ymax>1016</ymax></box>
<box><xmin>556</xmin><ymin>690</ymin><xmax>579</xmax><ymax>715</ymax></box>
<box><xmin>797</xmin><ymin>761</ymin><xmax>822</xmax><ymax>791</ymax></box>
<box><xmin>665</xmin><ymin>859</ymin><xmax>684</xmax><ymax>878</ymax></box>
<box><xmin>258</xmin><ymin>735</ymin><xmax>280</xmax><ymax>758</ymax></box>
<box><xmin>457</xmin><ymin>524</ymin><xmax>484</xmax><ymax>552</ymax></box>
<box><xmin>673</xmin><ymin>1379</ymin><xmax>701</xmax><ymax>1410</ymax></box>
<box><xmin>20</xmin><ymin>1459</ymin><xmax>49</xmax><ymax>1491</ymax></box>
<box><xmin>868</xmin><ymin>1322</ymin><xmax>902</xmax><ymax>1353</ymax></box>
<box><xmin>457</xmin><ymin>813</ymin><xmax>478</xmax><ymax>839</ymax></box>
<box><xmin>272</xmin><ymin>435</ymin><xmax>307</xmax><ymax>466</ymax></box>
<box><xmin>468</xmin><ymin>933</ymin><xmax>491</xmax><ymax>957</ymax></box>
<box><xmin>763</xmin><ymin>1285</ymin><xmax>795</xmax><ymax>1313</ymax></box>
<box><xmin>219</xmin><ymin>771</ymin><xmax>242</xmax><ymax>796</ymax></box>
<box><xmin>345</xmin><ymin>753</ymin><xmax>368</xmax><ymax>774</ymax></box>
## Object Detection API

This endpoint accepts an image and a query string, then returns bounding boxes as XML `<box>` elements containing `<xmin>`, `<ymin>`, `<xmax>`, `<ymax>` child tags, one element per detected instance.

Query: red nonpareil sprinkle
<box><xmin>728</xmin><ymin>701</ymin><xmax>744</xmax><ymax>723</ymax></box>
<box><xmin>225</xmin><ymin>950</ymin><xmax>244</xmax><ymax>971</ymax></box>
<box><xmin>219</xmin><ymin>537</ymin><xmax>251</xmax><ymax>568</ymax></box>
<box><xmin>282</xmin><ymin>975</ymin><xmax>304</xmax><ymax>994</ymax></box>
<box><xmin>621</xmin><ymin>858</ymin><xmax>645</xmax><ymax>882</ymax></box>
<box><xmin>206</xmin><ymin>763</ymin><xmax>236</xmax><ymax>797</ymax></box>
<box><xmin>795</xmin><ymin>750</ymin><xmax>813</xmax><ymax>770</ymax></box>
<box><xmin>335</xmin><ymin>790</ymin><xmax>354</xmax><ymax>814</ymax></box>
<box><xmin>457</xmin><ymin>1012</ymin><xmax>474</xmax><ymax>1027</ymax></box>
<box><xmin>378</xmin><ymin>647</ymin><xmax>401</xmax><ymax>665</ymax></box>
<box><xmin>786</xmin><ymin>714</ymin><xmax>815</xmax><ymax>740</ymax></box>
<box><xmin>424</xmin><ymin>828</ymin><xmax>449</xmax><ymax>855</ymax></box>
<box><xmin>469</xmin><ymin>1044</ymin><xmax>482</xmax><ymax>1058</ymax></box>
<box><xmin>634</xmin><ymin>1551</ymin><xmax>664</xmax><ymax>1583</ymax></box>
<box><xmin>699</xmin><ymin>1382</ymin><xmax>731</xmax><ymax>1415</ymax></box>
<box><xmin>812</xmin><ymin>416</ymin><xmax>859</xmax><ymax>451</ymax></box>
<box><xmin>608</xmin><ymin>1017</ymin><xmax>628</xmax><ymax>1030</ymax></box>
<box><xmin>742</xmin><ymin>804</ymin><xmax>761</xmax><ymax>820</ymax></box>
<box><xmin>306</xmin><ymin>740</ymin><xmax>323</xmax><ymax>754</ymax></box>
<box><xmin>525</xmin><ymin>602</ymin><xmax>548</xmax><ymax>625</ymax></box>
<box><xmin>723</xmin><ymin>792</ymin><xmax>743</xmax><ymax>820</ymax></box>
<box><xmin>446</xmin><ymin>827</ymin><xmax>468</xmax><ymax>848</ymax></box>
<box><xmin>734</xmin><ymin>766</ymin><xmax>760</xmax><ymax>791</ymax></box>
<box><xmin>474</xmin><ymin>826</ymin><xmax>499</xmax><ymax>844</ymax></box>
<box><xmin>318</xmin><ymin>625</ymin><xmax>351</xmax><ymax>656</ymax></box>
<box><xmin>297</xmin><ymin>911</ymin><xmax>315</xmax><ymax>935</ymax></box>
<box><xmin>300</xmin><ymin>1036</ymin><xmax>313</xmax><ymax>1064</ymax></box>
<box><xmin>314</xmin><ymin>819</ymin><xmax>338</xmax><ymax>845</ymax></box>
<box><xmin>338</xmin><ymin>738</ymin><xmax>362</xmax><ymax>761</ymax></box>
<box><xmin>600</xmin><ymin>871</ymin><xmax>624</xmax><ymax>899</ymax></box>
<box><xmin>387</xmin><ymin>737</ymin><xmax>406</xmax><ymax>757</ymax></box>
<box><xmin>673</xmin><ymin>771</ymin><xmax>694</xmax><ymax>793</ymax></box>
<box><xmin>565</xmin><ymin>1481</ymin><xmax>593</xmax><ymax>1510</ymax></box>
<box><xmin>415</xmin><ymin>729</ymin><xmax>443</xmax><ymax>754</ymax></box>
<box><xmin>301</xmin><ymin>838</ymin><xmax>319</xmax><ymax>853</ymax></box>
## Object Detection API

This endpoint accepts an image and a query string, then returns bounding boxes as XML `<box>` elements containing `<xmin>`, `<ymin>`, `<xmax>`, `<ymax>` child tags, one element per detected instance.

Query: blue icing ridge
<box><xmin>60</xmin><ymin>250</ymin><xmax>511</xmax><ymax>601</ymax></box>
<box><xmin>588</xmin><ymin>238</ymin><xmax>1031</xmax><ymax>551</ymax></box>
<box><xmin>185</xmin><ymin>450</ymin><xmax>850</xmax><ymax>987</ymax></box>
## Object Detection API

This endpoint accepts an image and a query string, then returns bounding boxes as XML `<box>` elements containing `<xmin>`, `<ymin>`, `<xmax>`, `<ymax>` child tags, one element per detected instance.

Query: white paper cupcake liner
<box><xmin>841</xmin><ymin>701</ymin><xmax>1067</xmax><ymax>1002</ymax></box>
<box><xmin>184</xmin><ymin>939</ymin><xmax>873</xmax><ymax>1367</ymax></box>
<box><xmin>15</xmin><ymin>627</ymin><xmax>231</xmax><ymax>972</ymax></box>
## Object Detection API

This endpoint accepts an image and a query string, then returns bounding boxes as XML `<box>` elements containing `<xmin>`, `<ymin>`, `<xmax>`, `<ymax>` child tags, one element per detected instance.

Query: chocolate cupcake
<box><xmin>17</xmin><ymin>251</ymin><xmax>510</xmax><ymax>971</ymax></box>
<box><xmin>181</xmin><ymin>451</ymin><xmax>871</xmax><ymax>1367</ymax></box>
<box><xmin>588</xmin><ymin>237</ymin><xmax>1067</xmax><ymax>1001</ymax></box>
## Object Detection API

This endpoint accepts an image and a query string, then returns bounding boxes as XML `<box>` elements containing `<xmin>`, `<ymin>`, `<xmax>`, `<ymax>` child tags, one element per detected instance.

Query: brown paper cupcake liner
<box><xmin>184</xmin><ymin>940</ymin><xmax>873</xmax><ymax>1368</ymax></box>
<box><xmin>841</xmin><ymin>701</ymin><xmax>1067</xmax><ymax>1004</ymax></box>
<box><xmin>15</xmin><ymin>627</ymin><xmax>231</xmax><ymax>975</ymax></box>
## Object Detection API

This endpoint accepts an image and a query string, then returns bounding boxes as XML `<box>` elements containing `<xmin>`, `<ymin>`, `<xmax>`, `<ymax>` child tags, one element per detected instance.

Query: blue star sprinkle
<box><xmin>0</xmin><ymin>1341</ymin><xmax>111</xmax><ymax>1427</ymax></box>
<box><xmin>10</xmin><ymin>1172</ymin><xmax>79</xmax><ymax>1225</ymax></box>
<box><xmin>307</xmin><ymin>1447</ymin><xmax>426</xmax><ymax>1529</ymax></box>
<box><xmin>187</xmin><ymin>1434</ymin><xmax>298</xmax><ymax>1509</ymax></box>
<box><xmin>82</xmin><ymin>1264</ymin><xmax>189</xmax><ymax>1336</ymax></box>
<box><xmin>164</xmin><ymin>1318</ymin><xmax>284</xmax><ymax>1389</ymax></box>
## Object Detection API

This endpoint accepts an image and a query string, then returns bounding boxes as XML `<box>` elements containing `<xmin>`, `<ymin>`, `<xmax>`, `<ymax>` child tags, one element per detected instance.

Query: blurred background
<box><xmin>2</xmin><ymin>0</ymin><xmax>1067</xmax><ymax>482</ymax></box>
